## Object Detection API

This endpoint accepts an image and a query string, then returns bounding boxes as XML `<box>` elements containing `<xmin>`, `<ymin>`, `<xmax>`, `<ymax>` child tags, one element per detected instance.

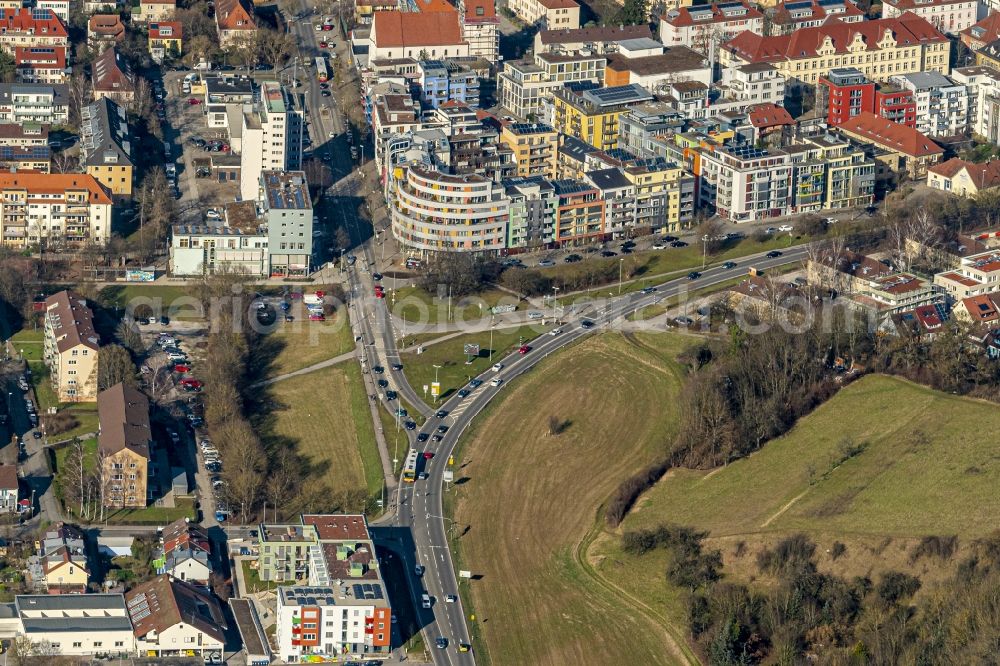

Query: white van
<box><xmin>421</xmin><ymin>594</ymin><xmax>431</xmax><ymax>609</ymax></box>
<box><xmin>527</xmin><ymin>311</ymin><xmax>543</xmax><ymax>320</ymax></box>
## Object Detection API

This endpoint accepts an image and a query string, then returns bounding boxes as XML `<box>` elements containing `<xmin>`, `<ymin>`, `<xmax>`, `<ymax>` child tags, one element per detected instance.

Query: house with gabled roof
<box><xmin>36</xmin><ymin>522</ymin><xmax>90</xmax><ymax>594</ymax></box>
<box><xmin>215</xmin><ymin>0</ymin><xmax>255</xmax><ymax>47</ymax></box>
<box><xmin>125</xmin><ymin>575</ymin><xmax>226</xmax><ymax>658</ymax></box>
<box><xmin>43</xmin><ymin>290</ymin><xmax>100</xmax><ymax>401</ymax></box>
<box><xmin>98</xmin><ymin>383</ymin><xmax>151</xmax><ymax>508</ymax></box>
<box><xmin>92</xmin><ymin>47</ymin><xmax>135</xmax><ymax>104</ymax></box>
<box><xmin>154</xmin><ymin>518</ymin><xmax>212</xmax><ymax>584</ymax></box>
<box><xmin>927</xmin><ymin>157</ymin><xmax>1000</xmax><ymax>196</ymax></box>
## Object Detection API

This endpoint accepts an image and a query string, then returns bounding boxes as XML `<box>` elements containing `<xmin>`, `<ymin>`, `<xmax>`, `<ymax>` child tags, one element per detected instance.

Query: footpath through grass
<box><xmin>267</xmin><ymin>309</ymin><xmax>354</xmax><ymax>375</ymax></box>
<box><xmin>389</xmin><ymin>286</ymin><xmax>518</xmax><ymax>325</ymax></box>
<box><xmin>447</xmin><ymin>332</ymin><xmax>696</xmax><ymax>666</ymax></box>
<box><xmin>401</xmin><ymin>325</ymin><xmax>543</xmax><ymax>402</ymax></box>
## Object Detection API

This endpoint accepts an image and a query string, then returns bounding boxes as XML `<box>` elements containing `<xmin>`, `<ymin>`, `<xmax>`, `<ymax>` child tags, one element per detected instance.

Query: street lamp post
<box><xmin>489</xmin><ymin>319</ymin><xmax>495</xmax><ymax>362</ymax></box>
<box><xmin>552</xmin><ymin>286</ymin><xmax>560</xmax><ymax>321</ymax></box>
<box><xmin>618</xmin><ymin>258</ymin><xmax>624</xmax><ymax>296</ymax></box>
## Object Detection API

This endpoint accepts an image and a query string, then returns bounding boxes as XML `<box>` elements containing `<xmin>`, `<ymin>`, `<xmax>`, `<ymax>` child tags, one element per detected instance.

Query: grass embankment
<box><xmin>267</xmin><ymin>309</ymin><xmax>354</xmax><ymax>375</ymax></box>
<box><xmin>447</xmin><ymin>332</ymin><xmax>697</xmax><ymax>666</ymax></box>
<box><xmin>266</xmin><ymin>363</ymin><xmax>384</xmax><ymax>505</ymax></box>
<box><xmin>390</xmin><ymin>287</ymin><xmax>517</xmax><ymax>325</ymax></box>
<box><xmin>594</xmin><ymin>374</ymin><xmax>1000</xmax><ymax>631</ymax></box>
<box><xmin>401</xmin><ymin>325</ymin><xmax>542</xmax><ymax>402</ymax></box>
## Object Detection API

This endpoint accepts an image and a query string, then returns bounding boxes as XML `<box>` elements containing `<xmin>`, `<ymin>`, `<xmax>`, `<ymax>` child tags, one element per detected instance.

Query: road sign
<box><xmin>443</xmin><ymin>470</ymin><xmax>454</xmax><ymax>482</ymax></box>
<box><xmin>463</xmin><ymin>343</ymin><xmax>480</xmax><ymax>356</ymax></box>
<box><xmin>459</xmin><ymin>571</ymin><xmax>472</xmax><ymax>579</ymax></box>
<box><xmin>423</xmin><ymin>384</ymin><xmax>429</xmax><ymax>395</ymax></box>
<box><xmin>431</xmin><ymin>382</ymin><xmax>441</xmax><ymax>398</ymax></box>
<box><xmin>491</xmin><ymin>304</ymin><xmax>516</xmax><ymax>314</ymax></box>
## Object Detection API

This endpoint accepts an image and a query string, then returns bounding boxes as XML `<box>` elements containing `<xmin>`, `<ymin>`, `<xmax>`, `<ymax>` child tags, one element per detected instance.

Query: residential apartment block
<box><xmin>42</xmin><ymin>291</ymin><xmax>99</xmax><ymax>402</ymax></box>
<box><xmin>97</xmin><ymin>383</ymin><xmax>151</xmax><ymax>508</ymax></box>
<box><xmin>80</xmin><ymin>97</ymin><xmax>134</xmax><ymax>198</ymax></box>
<box><xmin>0</xmin><ymin>9</ymin><xmax>68</xmax><ymax>53</ymax></box>
<box><xmin>508</xmin><ymin>0</ymin><xmax>579</xmax><ymax>29</ymax></box>
<box><xmin>881</xmin><ymin>0</ymin><xmax>977</xmax><ymax>34</ymax></box>
<box><xmin>769</xmin><ymin>0</ymin><xmax>864</xmax><ymax>35</ymax></box>
<box><xmin>126</xmin><ymin>576</ymin><xmax>226</xmax><ymax>658</ymax></box>
<box><xmin>891</xmin><ymin>72</ymin><xmax>968</xmax><ymax>137</ymax></box>
<box><xmin>499</xmin><ymin>122</ymin><xmax>558</xmax><ymax>179</ymax></box>
<box><xmin>498</xmin><ymin>51</ymin><xmax>605</xmax><ymax>120</ymax></box>
<box><xmin>935</xmin><ymin>250</ymin><xmax>1000</xmax><ymax>298</ymax></box>
<box><xmin>240</xmin><ymin>80</ymin><xmax>303</xmax><ymax>201</ymax></box>
<box><xmin>169</xmin><ymin>221</ymin><xmax>269</xmax><ymax>277</ymax></box>
<box><xmin>0</xmin><ymin>173</ymin><xmax>113</xmax><ymax>248</ymax></box>
<box><xmin>553</xmin><ymin>84</ymin><xmax>653</xmax><ymax>151</ymax></box>
<box><xmin>837</xmin><ymin>111</ymin><xmax>943</xmax><ymax>180</ymax></box>
<box><xmin>817</xmin><ymin>68</ymin><xmax>917</xmax><ymax>127</ymax></box>
<box><xmin>721</xmin><ymin>14</ymin><xmax>951</xmax><ymax>88</ymax></box>
<box><xmin>533</xmin><ymin>24</ymin><xmax>652</xmax><ymax>55</ymax></box>
<box><xmin>15</xmin><ymin>46</ymin><xmax>67</xmax><ymax>84</ymax></box>
<box><xmin>0</xmin><ymin>82</ymin><xmax>68</xmax><ymax>124</ymax></box>
<box><xmin>274</xmin><ymin>515</ymin><xmax>391</xmax><ymax>662</ymax></box>
<box><xmin>659</xmin><ymin>1</ymin><xmax>764</xmax><ymax>53</ymax></box>
<box><xmin>951</xmin><ymin>65</ymin><xmax>1000</xmax><ymax>144</ymax></box>
<box><xmin>459</xmin><ymin>0</ymin><xmax>498</xmax><ymax>60</ymax></box>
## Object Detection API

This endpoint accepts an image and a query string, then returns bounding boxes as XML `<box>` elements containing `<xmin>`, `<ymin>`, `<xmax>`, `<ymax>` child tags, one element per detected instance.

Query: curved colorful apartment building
<box><xmin>389</xmin><ymin>164</ymin><xmax>509</xmax><ymax>253</ymax></box>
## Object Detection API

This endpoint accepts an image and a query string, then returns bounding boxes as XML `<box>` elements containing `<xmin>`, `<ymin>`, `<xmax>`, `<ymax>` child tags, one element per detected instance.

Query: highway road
<box><xmin>380</xmin><ymin>243</ymin><xmax>811</xmax><ymax>665</ymax></box>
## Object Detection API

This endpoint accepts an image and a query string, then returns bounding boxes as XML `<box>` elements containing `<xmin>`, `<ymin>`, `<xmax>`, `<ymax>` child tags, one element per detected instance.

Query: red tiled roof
<box><xmin>372</xmin><ymin>10</ymin><xmax>464</xmax><ymax>48</ymax></box>
<box><xmin>663</xmin><ymin>1</ymin><xmax>762</xmax><ymax>27</ymax></box>
<box><xmin>93</xmin><ymin>46</ymin><xmax>134</xmax><ymax>94</ymax></box>
<box><xmin>215</xmin><ymin>0</ymin><xmax>255</xmax><ymax>31</ymax></box>
<box><xmin>414</xmin><ymin>0</ymin><xmax>456</xmax><ymax>11</ymax></box>
<box><xmin>149</xmin><ymin>21</ymin><xmax>182</xmax><ymax>39</ymax></box>
<box><xmin>463</xmin><ymin>0</ymin><xmax>496</xmax><ymax>20</ymax></box>
<box><xmin>0</xmin><ymin>8</ymin><xmax>67</xmax><ymax>39</ymax></box>
<box><xmin>0</xmin><ymin>173</ymin><xmax>112</xmax><ymax>204</ymax></box>
<box><xmin>537</xmin><ymin>0</ymin><xmax>578</xmax><ymax>8</ymax></box>
<box><xmin>962</xmin><ymin>11</ymin><xmax>1000</xmax><ymax>45</ymax></box>
<box><xmin>961</xmin><ymin>292</ymin><xmax>1000</xmax><ymax>322</ymax></box>
<box><xmin>15</xmin><ymin>46</ymin><xmax>65</xmax><ymax>68</ymax></box>
<box><xmin>747</xmin><ymin>102</ymin><xmax>793</xmax><ymax>128</ymax></box>
<box><xmin>929</xmin><ymin>157</ymin><xmax>1000</xmax><ymax>189</ymax></box>
<box><xmin>88</xmin><ymin>14</ymin><xmax>125</xmax><ymax>40</ymax></box>
<box><xmin>839</xmin><ymin>111</ymin><xmax>943</xmax><ymax>157</ymax></box>
<box><xmin>887</xmin><ymin>0</ymin><xmax>973</xmax><ymax>8</ymax></box>
<box><xmin>772</xmin><ymin>0</ymin><xmax>863</xmax><ymax>25</ymax></box>
<box><xmin>724</xmin><ymin>13</ymin><xmax>947</xmax><ymax>63</ymax></box>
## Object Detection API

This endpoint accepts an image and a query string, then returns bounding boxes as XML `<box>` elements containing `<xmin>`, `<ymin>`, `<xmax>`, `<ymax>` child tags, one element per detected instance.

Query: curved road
<box><xmin>363</xmin><ymin>244</ymin><xmax>810</xmax><ymax>665</ymax></box>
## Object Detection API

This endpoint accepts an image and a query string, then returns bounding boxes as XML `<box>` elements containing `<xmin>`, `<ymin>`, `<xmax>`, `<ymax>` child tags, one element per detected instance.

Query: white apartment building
<box><xmin>508</xmin><ymin>0</ymin><xmax>579</xmax><ymax>28</ymax></box>
<box><xmin>700</xmin><ymin>144</ymin><xmax>792</xmax><ymax>222</ymax></box>
<box><xmin>659</xmin><ymin>1</ymin><xmax>764</xmax><ymax>54</ymax></box>
<box><xmin>892</xmin><ymin>72</ymin><xmax>969</xmax><ymax>137</ymax></box>
<box><xmin>277</xmin><ymin>586</ymin><xmax>391</xmax><ymax>663</ymax></box>
<box><xmin>951</xmin><ymin>66</ymin><xmax>1000</xmax><ymax>144</ymax></box>
<box><xmin>459</xmin><ymin>0</ymin><xmax>499</xmax><ymax>61</ymax></box>
<box><xmin>0</xmin><ymin>82</ymin><xmax>68</xmax><ymax>124</ymax></box>
<box><xmin>170</xmin><ymin>223</ymin><xmax>268</xmax><ymax>276</ymax></box>
<box><xmin>36</xmin><ymin>0</ymin><xmax>70</xmax><ymax>22</ymax></box>
<box><xmin>259</xmin><ymin>170</ymin><xmax>313</xmax><ymax>277</ymax></box>
<box><xmin>0</xmin><ymin>173</ymin><xmax>113</xmax><ymax>248</ymax></box>
<box><xmin>43</xmin><ymin>290</ymin><xmax>100</xmax><ymax>402</ymax></box>
<box><xmin>15</xmin><ymin>594</ymin><xmax>136</xmax><ymax>657</ymax></box>
<box><xmin>935</xmin><ymin>250</ymin><xmax>1000</xmax><ymax>298</ymax></box>
<box><xmin>126</xmin><ymin>576</ymin><xmax>226</xmax><ymax>659</ymax></box>
<box><xmin>881</xmin><ymin>0</ymin><xmax>977</xmax><ymax>34</ymax></box>
<box><xmin>498</xmin><ymin>51</ymin><xmax>605</xmax><ymax>119</ymax></box>
<box><xmin>239</xmin><ymin>80</ymin><xmax>303</xmax><ymax>202</ymax></box>
<box><xmin>719</xmin><ymin>62</ymin><xmax>786</xmax><ymax>106</ymax></box>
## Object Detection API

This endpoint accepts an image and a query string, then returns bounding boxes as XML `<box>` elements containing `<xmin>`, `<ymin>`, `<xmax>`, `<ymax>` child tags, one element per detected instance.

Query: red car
<box><xmin>319</xmin><ymin>41</ymin><xmax>328</xmax><ymax>48</ymax></box>
<box><xmin>518</xmin><ymin>345</ymin><xmax>531</xmax><ymax>354</ymax></box>
<box><xmin>322</xmin><ymin>23</ymin><xmax>333</xmax><ymax>30</ymax></box>
<box><xmin>374</xmin><ymin>287</ymin><xmax>385</xmax><ymax>299</ymax></box>
<box><xmin>188</xmin><ymin>98</ymin><xmax>202</xmax><ymax>105</ymax></box>
<box><xmin>423</xmin><ymin>451</ymin><xmax>434</xmax><ymax>459</ymax></box>
<box><xmin>309</xmin><ymin>313</ymin><xmax>326</xmax><ymax>321</ymax></box>
<box><xmin>180</xmin><ymin>378</ymin><xmax>203</xmax><ymax>388</ymax></box>
<box><xmin>173</xmin><ymin>364</ymin><xmax>191</xmax><ymax>373</ymax></box>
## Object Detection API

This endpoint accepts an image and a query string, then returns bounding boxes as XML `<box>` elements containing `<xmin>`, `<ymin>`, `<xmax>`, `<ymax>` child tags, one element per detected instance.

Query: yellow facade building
<box><xmin>553</xmin><ymin>83</ymin><xmax>653</xmax><ymax>152</ymax></box>
<box><xmin>499</xmin><ymin>122</ymin><xmax>558</xmax><ymax>179</ymax></box>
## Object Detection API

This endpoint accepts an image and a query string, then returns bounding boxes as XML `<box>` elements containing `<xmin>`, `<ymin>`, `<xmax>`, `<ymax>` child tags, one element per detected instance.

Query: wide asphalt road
<box><xmin>383</xmin><ymin>243</ymin><xmax>811</xmax><ymax>665</ymax></box>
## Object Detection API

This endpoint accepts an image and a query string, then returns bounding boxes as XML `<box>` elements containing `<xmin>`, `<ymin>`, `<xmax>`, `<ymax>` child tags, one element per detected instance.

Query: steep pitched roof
<box><xmin>772</xmin><ymin>0</ymin><xmax>863</xmax><ymax>26</ymax></box>
<box><xmin>92</xmin><ymin>47</ymin><xmax>134</xmax><ymax>94</ymax></box>
<box><xmin>747</xmin><ymin>102</ymin><xmax>793</xmax><ymax>128</ymax></box>
<box><xmin>724</xmin><ymin>13</ymin><xmax>948</xmax><ymax>63</ymax></box>
<box><xmin>662</xmin><ymin>1</ymin><xmax>762</xmax><ymax>27</ymax></box>
<box><xmin>125</xmin><ymin>576</ymin><xmax>226</xmax><ymax>643</ymax></box>
<box><xmin>15</xmin><ymin>46</ymin><xmax>66</xmax><ymax>69</ymax></box>
<box><xmin>0</xmin><ymin>8</ymin><xmax>66</xmax><ymax>39</ymax></box>
<box><xmin>44</xmin><ymin>290</ymin><xmax>99</xmax><ymax>353</ymax></box>
<box><xmin>0</xmin><ymin>172</ymin><xmax>112</xmax><ymax>204</ymax></box>
<box><xmin>88</xmin><ymin>14</ymin><xmax>125</xmax><ymax>41</ymax></box>
<box><xmin>928</xmin><ymin>157</ymin><xmax>1000</xmax><ymax>189</ymax></box>
<box><xmin>97</xmin><ymin>383</ymin><xmax>151</xmax><ymax>460</ymax></box>
<box><xmin>215</xmin><ymin>0</ymin><xmax>255</xmax><ymax>31</ymax></box>
<box><xmin>463</xmin><ymin>0</ymin><xmax>496</xmax><ymax>21</ymax></box>
<box><xmin>961</xmin><ymin>10</ymin><xmax>1000</xmax><ymax>45</ymax></box>
<box><xmin>839</xmin><ymin>111</ymin><xmax>943</xmax><ymax>157</ymax></box>
<box><xmin>960</xmin><ymin>292</ymin><xmax>1000</xmax><ymax>323</ymax></box>
<box><xmin>371</xmin><ymin>10</ymin><xmax>464</xmax><ymax>48</ymax></box>
<box><xmin>149</xmin><ymin>21</ymin><xmax>183</xmax><ymax>39</ymax></box>
<box><xmin>0</xmin><ymin>465</ymin><xmax>17</xmax><ymax>492</ymax></box>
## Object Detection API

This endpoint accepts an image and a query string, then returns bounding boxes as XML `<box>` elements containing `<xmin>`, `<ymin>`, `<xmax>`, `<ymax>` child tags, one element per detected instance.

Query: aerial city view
<box><xmin>2</xmin><ymin>0</ymin><xmax>1000</xmax><ymax>660</ymax></box>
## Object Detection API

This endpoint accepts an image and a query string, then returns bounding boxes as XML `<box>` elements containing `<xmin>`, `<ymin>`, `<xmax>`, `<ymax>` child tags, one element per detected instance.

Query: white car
<box><xmin>491</xmin><ymin>363</ymin><xmax>503</xmax><ymax>372</ymax></box>
<box><xmin>778</xmin><ymin>224</ymin><xmax>794</xmax><ymax>232</ymax></box>
<box><xmin>824</xmin><ymin>217</ymin><xmax>838</xmax><ymax>225</ymax></box>
<box><xmin>446</xmin><ymin>595</ymin><xmax>457</xmax><ymax>603</ymax></box>
<box><xmin>549</xmin><ymin>328</ymin><xmax>562</xmax><ymax>336</ymax></box>
<box><xmin>205</xmin><ymin>209</ymin><xmax>221</xmax><ymax>220</ymax></box>
<box><xmin>314</xmin><ymin>23</ymin><xmax>323</xmax><ymax>30</ymax></box>
<box><xmin>651</xmin><ymin>243</ymin><xmax>666</xmax><ymax>250</ymax></box>
<box><xmin>490</xmin><ymin>377</ymin><xmax>503</xmax><ymax>387</ymax></box>
<box><xmin>329</xmin><ymin>130</ymin><xmax>336</xmax><ymax>138</ymax></box>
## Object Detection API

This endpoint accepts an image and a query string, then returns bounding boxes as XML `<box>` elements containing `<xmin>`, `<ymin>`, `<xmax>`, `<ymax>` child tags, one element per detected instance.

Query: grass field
<box><xmin>401</xmin><ymin>325</ymin><xmax>542</xmax><ymax>402</ymax></box>
<box><xmin>448</xmin><ymin>332</ymin><xmax>698</xmax><ymax>666</ymax></box>
<box><xmin>266</xmin><ymin>363</ymin><xmax>383</xmax><ymax>503</ymax></box>
<box><xmin>389</xmin><ymin>286</ymin><xmax>519</xmax><ymax>325</ymax></box>
<box><xmin>266</xmin><ymin>310</ymin><xmax>355</xmax><ymax>375</ymax></box>
<box><xmin>98</xmin><ymin>285</ymin><xmax>206</xmax><ymax>320</ymax></box>
<box><xmin>9</xmin><ymin>329</ymin><xmax>43</xmax><ymax>361</ymax></box>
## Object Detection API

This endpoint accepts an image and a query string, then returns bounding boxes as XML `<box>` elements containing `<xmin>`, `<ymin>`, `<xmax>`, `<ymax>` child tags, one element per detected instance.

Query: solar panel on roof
<box><xmin>353</xmin><ymin>584</ymin><xmax>364</xmax><ymax>598</ymax></box>
<box><xmin>372</xmin><ymin>587</ymin><xmax>383</xmax><ymax>600</ymax></box>
<box><xmin>784</xmin><ymin>0</ymin><xmax>812</xmax><ymax>9</ymax></box>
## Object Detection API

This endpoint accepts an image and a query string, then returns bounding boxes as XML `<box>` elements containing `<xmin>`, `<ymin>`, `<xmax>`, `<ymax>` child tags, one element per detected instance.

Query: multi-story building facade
<box><xmin>618</xmin><ymin>101</ymin><xmax>684</xmax><ymax>157</ymax></box>
<box><xmin>962</xmin><ymin>13</ymin><xmax>1000</xmax><ymax>51</ymax></box>
<box><xmin>15</xmin><ymin>46</ymin><xmax>67</xmax><ymax>84</ymax></box>
<box><xmin>952</xmin><ymin>65</ymin><xmax>1000</xmax><ymax>144</ymax></box>
<box><xmin>928</xmin><ymin>157</ymin><xmax>1000</xmax><ymax>196</ymax></box>
<box><xmin>534</xmin><ymin>24</ymin><xmax>652</xmax><ymax>55</ymax></box>
<box><xmin>604</xmin><ymin>45</ymin><xmax>712</xmax><ymax>92</ymax></box>
<box><xmin>259</xmin><ymin>170</ymin><xmax>312</xmax><ymax>277</ymax></box>
<box><xmin>275</xmin><ymin>515</ymin><xmax>392</xmax><ymax>663</ymax></box>
<box><xmin>624</xmin><ymin>158</ymin><xmax>695</xmax><ymax>233</ymax></box>
<box><xmin>240</xmin><ymin>81</ymin><xmax>303</xmax><ymax>201</ymax></box>
<box><xmin>508</xmin><ymin>0</ymin><xmax>579</xmax><ymax>28</ymax></box>
<box><xmin>551</xmin><ymin>179</ymin><xmax>605</xmax><ymax>245</ymax></box>
<box><xmin>700</xmin><ymin>144</ymin><xmax>793</xmax><ymax>222</ymax></box>
<box><xmin>587</xmin><ymin>167</ymin><xmax>636</xmax><ymax>237</ymax></box>
<box><xmin>718</xmin><ymin>62</ymin><xmax>785</xmax><ymax>106</ymax></box>
<box><xmin>838</xmin><ymin>111</ymin><xmax>944</xmax><ymax>180</ymax></box>
<box><xmin>97</xmin><ymin>382</ymin><xmax>151</xmax><ymax>508</ymax></box>
<box><xmin>417</xmin><ymin>60</ymin><xmax>479</xmax><ymax>109</ymax></box>
<box><xmin>499</xmin><ymin>122</ymin><xmax>558</xmax><ymax>179</ymax></box>
<box><xmin>37</xmin><ymin>0</ymin><xmax>69</xmax><ymax>22</ymax></box>
<box><xmin>92</xmin><ymin>47</ymin><xmax>135</xmax><ymax>104</ymax></box>
<box><xmin>553</xmin><ymin>84</ymin><xmax>653</xmax><ymax>152</ymax></box>
<box><xmin>214</xmin><ymin>0</ymin><xmax>254</xmax><ymax>47</ymax></box>
<box><xmin>505</xmin><ymin>176</ymin><xmax>556</xmax><ymax>249</ymax></box>
<box><xmin>0</xmin><ymin>9</ymin><xmax>68</xmax><ymax>53</ymax></box>
<box><xmin>659</xmin><ymin>1</ymin><xmax>764</xmax><ymax>53</ymax></box>
<box><xmin>135</xmin><ymin>0</ymin><xmax>174</xmax><ymax>23</ymax></box>
<box><xmin>498</xmin><ymin>51</ymin><xmax>605</xmax><ymax>120</ymax></box>
<box><xmin>935</xmin><ymin>250</ymin><xmax>1000</xmax><ymax>298</ymax></box>
<box><xmin>148</xmin><ymin>21</ymin><xmax>182</xmax><ymax>63</ymax></box>
<box><xmin>80</xmin><ymin>97</ymin><xmax>134</xmax><ymax>198</ymax></box>
<box><xmin>126</xmin><ymin>576</ymin><xmax>226</xmax><ymax>658</ymax></box>
<box><xmin>809</xmin><ymin>133</ymin><xmax>876</xmax><ymax>209</ymax></box>
<box><xmin>459</xmin><ymin>0</ymin><xmax>498</xmax><ymax>60</ymax></box>
<box><xmin>0</xmin><ymin>173</ymin><xmax>112</xmax><ymax>248</ymax></box>
<box><xmin>170</xmin><ymin>222</ymin><xmax>269</xmax><ymax>277</ymax></box>
<box><xmin>390</xmin><ymin>163</ymin><xmax>509</xmax><ymax>253</ymax></box>
<box><xmin>0</xmin><ymin>82</ymin><xmax>68</xmax><ymax>124</ymax></box>
<box><xmin>722</xmin><ymin>14</ymin><xmax>951</xmax><ymax>89</ymax></box>
<box><xmin>43</xmin><ymin>290</ymin><xmax>99</xmax><ymax>402</ymax></box>
<box><xmin>892</xmin><ymin>72</ymin><xmax>969</xmax><ymax>137</ymax></box>
<box><xmin>881</xmin><ymin>0</ymin><xmax>977</xmax><ymax>34</ymax></box>
<box><xmin>15</xmin><ymin>595</ymin><xmax>135</xmax><ymax>655</ymax></box>
<box><xmin>367</xmin><ymin>10</ymin><xmax>469</xmax><ymax>60</ymax></box>
<box><xmin>769</xmin><ymin>0</ymin><xmax>864</xmax><ymax>35</ymax></box>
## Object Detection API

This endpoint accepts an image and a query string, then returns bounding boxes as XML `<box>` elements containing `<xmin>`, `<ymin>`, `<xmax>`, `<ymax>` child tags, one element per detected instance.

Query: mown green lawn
<box><xmin>389</xmin><ymin>286</ymin><xmax>519</xmax><ymax>325</ymax></box>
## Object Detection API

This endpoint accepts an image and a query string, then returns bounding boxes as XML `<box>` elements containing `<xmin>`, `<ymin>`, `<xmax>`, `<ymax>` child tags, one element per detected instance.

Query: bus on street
<box><xmin>402</xmin><ymin>448</ymin><xmax>419</xmax><ymax>482</ymax></box>
<box><xmin>316</xmin><ymin>57</ymin><xmax>328</xmax><ymax>82</ymax></box>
